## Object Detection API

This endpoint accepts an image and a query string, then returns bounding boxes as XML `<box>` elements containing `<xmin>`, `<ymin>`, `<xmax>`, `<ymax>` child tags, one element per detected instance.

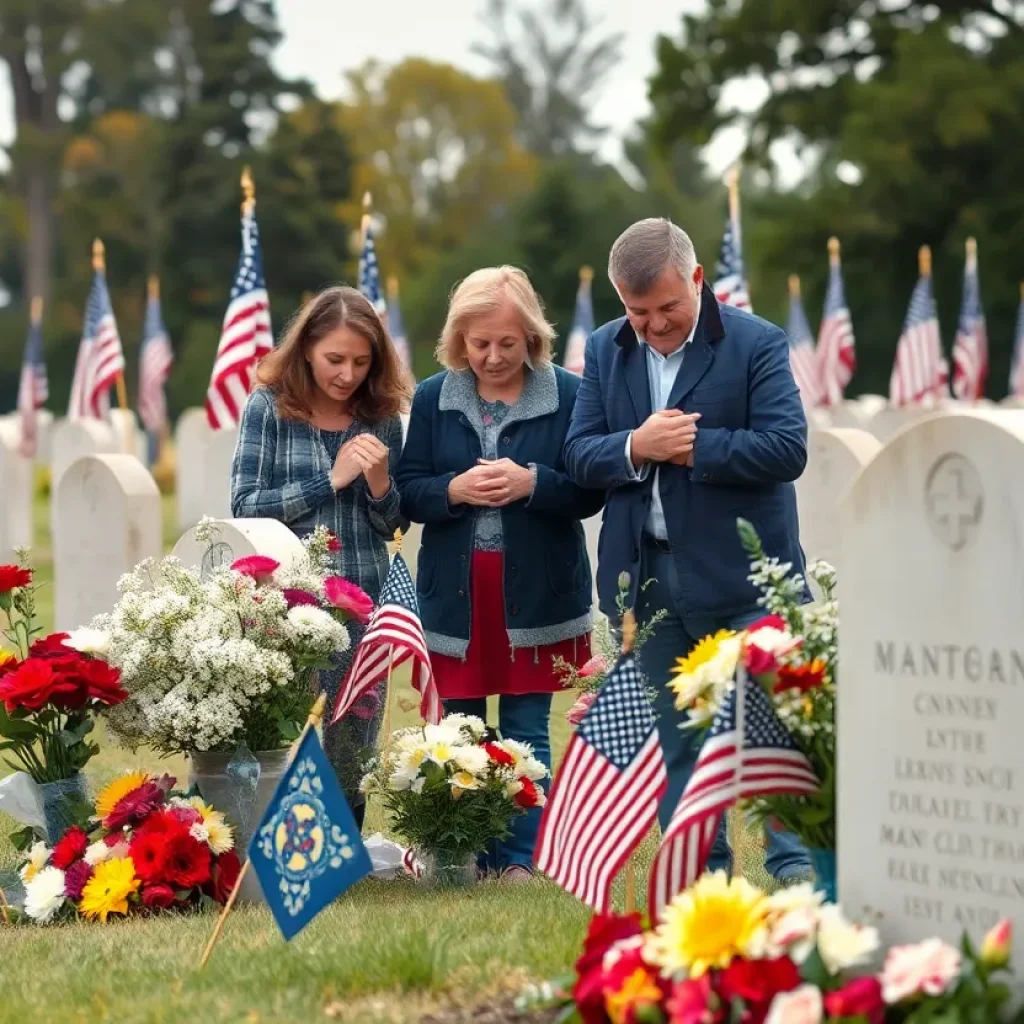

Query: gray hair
<box><xmin>608</xmin><ymin>218</ymin><xmax>697</xmax><ymax>295</ymax></box>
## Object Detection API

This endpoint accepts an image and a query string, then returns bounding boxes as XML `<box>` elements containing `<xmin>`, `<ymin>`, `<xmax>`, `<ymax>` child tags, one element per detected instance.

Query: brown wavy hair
<box><xmin>257</xmin><ymin>286</ymin><xmax>411</xmax><ymax>423</ymax></box>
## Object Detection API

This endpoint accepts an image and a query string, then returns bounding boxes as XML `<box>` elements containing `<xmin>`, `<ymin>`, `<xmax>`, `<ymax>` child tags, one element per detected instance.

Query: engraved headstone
<box><xmin>172</xmin><ymin>518</ymin><xmax>306</xmax><ymax>578</ymax></box>
<box><xmin>54</xmin><ymin>455</ymin><xmax>162</xmax><ymax>631</ymax></box>
<box><xmin>50</xmin><ymin>418</ymin><xmax>118</xmax><ymax>489</ymax></box>
<box><xmin>0</xmin><ymin>424</ymin><xmax>33</xmax><ymax>559</ymax></box>
<box><xmin>838</xmin><ymin>410</ymin><xmax>1024</xmax><ymax>982</ymax></box>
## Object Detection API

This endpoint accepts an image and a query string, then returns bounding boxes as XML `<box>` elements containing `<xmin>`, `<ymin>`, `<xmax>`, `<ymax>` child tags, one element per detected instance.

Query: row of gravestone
<box><xmin>10</xmin><ymin>405</ymin><xmax>1024</xmax><ymax>983</ymax></box>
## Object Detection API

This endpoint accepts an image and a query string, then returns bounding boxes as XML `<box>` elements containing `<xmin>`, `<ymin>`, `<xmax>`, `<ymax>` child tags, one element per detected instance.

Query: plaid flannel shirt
<box><xmin>230</xmin><ymin>387</ymin><xmax>404</xmax><ymax>601</ymax></box>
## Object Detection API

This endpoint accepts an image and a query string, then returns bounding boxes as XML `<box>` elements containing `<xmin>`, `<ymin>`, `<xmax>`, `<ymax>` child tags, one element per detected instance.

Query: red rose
<box><xmin>483</xmin><ymin>742</ymin><xmax>515</xmax><ymax>766</ymax></box>
<box><xmin>326</xmin><ymin>533</ymin><xmax>342</xmax><ymax>553</ymax></box>
<box><xmin>823</xmin><ymin>976</ymin><xmax>884</xmax><ymax>1023</ymax></box>
<box><xmin>105</xmin><ymin>782</ymin><xmax>168</xmax><ymax>830</ymax></box>
<box><xmin>666</xmin><ymin>975</ymin><xmax>720</xmax><ymax>1024</ymax></box>
<box><xmin>513</xmin><ymin>777</ymin><xmax>542</xmax><ymax>809</ymax></box>
<box><xmin>323</xmin><ymin>576</ymin><xmax>374</xmax><ymax>623</ymax></box>
<box><xmin>773</xmin><ymin>660</ymin><xmax>827</xmax><ymax>695</ymax></box>
<box><xmin>51</xmin><ymin>826</ymin><xmax>89</xmax><ymax>870</ymax></box>
<box><xmin>231</xmin><ymin>555</ymin><xmax>280</xmax><ymax>581</ymax></box>
<box><xmin>162</xmin><ymin>830</ymin><xmax>212</xmax><ymax>889</ymax></box>
<box><xmin>718</xmin><ymin>957</ymin><xmax>801</xmax><ymax>1022</ymax></box>
<box><xmin>573</xmin><ymin>913</ymin><xmax>644</xmax><ymax>1024</ymax></box>
<box><xmin>205</xmin><ymin>850</ymin><xmax>242</xmax><ymax>904</ymax></box>
<box><xmin>141</xmin><ymin>883</ymin><xmax>178</xmax><ymax>909</ymax></box>
<box><xmin>0</xmin><ymin>565</ymin><xmax>32</xmax><ymax>593</ymax></box>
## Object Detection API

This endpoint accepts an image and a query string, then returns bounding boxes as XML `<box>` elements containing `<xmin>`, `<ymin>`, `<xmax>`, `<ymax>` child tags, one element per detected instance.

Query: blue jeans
<box><xmin>443</xmin><ymin>693</ymin><xmax>553</xmax><ymax>873</ymax></box>
<box><xmin>636</xmin><ymin>540</ymin><xmax>810</xmax><ymax>880</ymax></box>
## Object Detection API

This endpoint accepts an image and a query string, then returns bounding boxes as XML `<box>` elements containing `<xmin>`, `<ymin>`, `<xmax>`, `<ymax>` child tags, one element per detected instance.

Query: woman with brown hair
<box><xmin>231</xmin><ymin>285</ymin><xmax>411</xmax><ymax>825</ymax></box>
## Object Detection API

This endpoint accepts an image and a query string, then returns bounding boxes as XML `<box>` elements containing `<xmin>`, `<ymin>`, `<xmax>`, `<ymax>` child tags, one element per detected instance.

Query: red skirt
<box><xmin>431</xmin><ymin>550</ymin><xmax>592</xmax><ymax>700</ymax></box>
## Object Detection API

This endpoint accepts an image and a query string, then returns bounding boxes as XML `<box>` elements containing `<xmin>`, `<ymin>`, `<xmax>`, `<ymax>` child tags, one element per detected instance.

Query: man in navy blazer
<box><xmin>563</xmin><ymin>217</ymin><xmax>811</xmax><ymax>883</ymax></box>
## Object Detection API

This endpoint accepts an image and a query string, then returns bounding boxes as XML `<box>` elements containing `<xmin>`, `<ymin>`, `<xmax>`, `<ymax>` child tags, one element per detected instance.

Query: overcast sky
<box><xmin>0</xmin><ymin>0</ymin><xmax>752</xmax><ymax>173</ymax></box>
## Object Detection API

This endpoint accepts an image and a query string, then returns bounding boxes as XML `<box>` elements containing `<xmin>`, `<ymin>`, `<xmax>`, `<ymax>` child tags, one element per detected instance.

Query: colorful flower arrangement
<box><xmin>527</xmin><ymin>872</ymin><xmax>1016</xmax><ymax>1024</ymax></box>
<box><xmin>359</xmin><ymin>714</ymin><xmax>549</xmax><ymax>864</ymax></box>
<box><xmin>669</xmin><ymin>521</ymin><xmax>837</xmax><ymax>850</ymax></box>
<box><xmin>95</xmin><ymin>522</ymin><xmax>369</xmax><ymax>755</ymax></box>
<box><xmin>0</xmin><ymin>556</ymin><xmax>127</xmax><ymax>783</ymax></box>
<box><xmin>17</xmin><ymin>770</ymin><xmax>240</xmax><ymax>924</ymax></box>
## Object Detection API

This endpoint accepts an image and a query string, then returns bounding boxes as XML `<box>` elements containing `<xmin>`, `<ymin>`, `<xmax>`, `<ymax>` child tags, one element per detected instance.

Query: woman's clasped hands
<box><xmin>448</xmin><ymin>458</ymin><xmax>534</xmax><ymax>507</ymax></box>
<box><xmin>330</xmin><ymin>433</ymin><xmax>391</xmax><ymax>497</ymax></box>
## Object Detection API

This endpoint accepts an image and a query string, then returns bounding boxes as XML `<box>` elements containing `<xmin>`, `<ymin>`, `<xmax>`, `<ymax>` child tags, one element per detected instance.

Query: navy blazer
<box><xmin>397</xmin><ymin>364</ymin><xmax>605</xmax><ymax>657</ymax></box>
<box><xmin>563</xmin><ymin>283</ymin><xmax>809</xmax><ymax>620</ymax></box>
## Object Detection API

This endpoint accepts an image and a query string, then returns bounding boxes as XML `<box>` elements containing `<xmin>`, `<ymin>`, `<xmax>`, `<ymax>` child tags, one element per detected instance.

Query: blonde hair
<box><xmin>435</xmin><ymin>266</ymin><xmax>555</xmax><ymax>371</ymax></box>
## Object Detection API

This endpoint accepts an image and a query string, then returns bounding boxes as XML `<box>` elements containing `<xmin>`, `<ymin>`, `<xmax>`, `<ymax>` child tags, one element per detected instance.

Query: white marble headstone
<box><xmin>838</xmin><ymin>410</ymin><xmax>1024</xmax><ymax>981</ymax></box>
<box><xmin>172</xmin><ymin>518</ymin><xmax>306</xmax><ymax>578</ymax></box>
<box><xmin>582</xmin><ymin>512</ymin><xmax>602</xmax><ymax>613</ymax></box>
<box><xmin>827</xmin><ymin>400</ymin><xmax>873</xmax><ymax>430</ymax></box>
<box><xmin>201</xmin><ymin>426</ymin><xmax>240</xmax><ymax>521</ymax></box>
<box><xmin>0</xmin><ymin>426</ymin><xmax>33</xmax><ymax>560</ymax></box>
<box><xmin>866</xmin><ymin>404</ymin><xmax>944</xmax><ymax>443</ymax></box>
<box><xmin>175</xmin><ymin>408</ymin><xmax>212</xmax><ymax>531</ymax></box>
<box><xmin>54</xmin><ymin>455</ymin><xmax>162</xmax><ymax>631</ymax></box>
<box><xmin>51</xmin><ymin>419</ymin><xmax>119</xmax><ymax>490</ymax></box>
<box><xmin>796</xmin><ymin>428</ymin><xmax>880</xmax><ymax>578</ymax></box>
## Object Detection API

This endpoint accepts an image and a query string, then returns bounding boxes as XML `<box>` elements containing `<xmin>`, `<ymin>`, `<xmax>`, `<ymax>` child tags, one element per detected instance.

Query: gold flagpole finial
<box><xmin>918</xmin><ymin>245</ymin><xmax>932</xmax><ymax>277</ymax></box>
<box><xmin>392</xmin><ymin>527</ymin><xmax>404</xmax><ymax>553</ymax></box>
<box><xmin>966</xmin><ymin>237</ymin><xmax>977</xmax><ymax>266</ymax></box>
<box><xmin>241</xmin><ymin>166</ymin><xmax>255</xmax><ymax>214</ymax></box>
<box><xmin>92</xmin><ymin>238</ymin><xmax>105</xmax><ymax>273</ymax></box>
<box><xmin>828</xmin><ymin>237</ymin><xmax>841</xmax><ymax>266</ymax></box>
<box><xmin>788</xmin><ymin>274</ymin><xmax>801</xmax><ymax>298</ymax></box>
<box><xmin>579</xmin><ymin>265</ymin><xmax>594</xmax><ymax>283</ymax></box>
<box><xmin>148</xmin><ymin>275</ymin><xmax>160</xmax><ymax>301</ymax></box>
<box><xmin>726</xmin><ymin>165</ymin><xmax>741</xmax><ymax>220</ymax></box>
<box><xmin>30</xmin><ymin>296</ymin><xmax>43</xmax><ymax>324</ymax></box>
<box><xmin>360</xmin><ymin>191</ymin><xmax>373</xmax><ymax>244</ymax></box>
<box><xmin>621</xmin><ymin>609</ymin><xmax>637</xmax><ymax>655</ymax></box>
<box><xmin>309</xmin><ymin>693</ymin><xmax>328</xmax><ymax>726</ymax></box>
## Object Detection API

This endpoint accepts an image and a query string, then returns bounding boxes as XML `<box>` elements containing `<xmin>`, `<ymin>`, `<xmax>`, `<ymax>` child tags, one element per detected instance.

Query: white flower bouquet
<box><xmin>96</xmin><ymin>523</ymin><xmax>366</xmax><ymax>755</ymax></box>
<box><xmin>359</xmin><ymin>714</ymin><xmax>549</xmax><ymax>868</ymax></box>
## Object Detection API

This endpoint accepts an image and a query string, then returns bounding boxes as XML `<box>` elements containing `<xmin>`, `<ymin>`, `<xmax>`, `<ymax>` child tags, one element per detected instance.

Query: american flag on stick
<box><xmin>205</xmin><ymin>168</ymin><xmax>273</xmax><ymax>429</ymax></box>
<box><xmin>649</xmin><ymin>666</ymin><xmax>819</xmax><ymax>919</ymax></box>
<box><xmin>786</xmin><ymin>275</ymin><xmax>822</xmax><ymax>407</ymax></box>
<box><xmin>951</xmin><ymin>238</ymin><xmax>988</xmax><ymax>402</ymax></box>
<box><xmin>534</xmin><ymin>652</ymin><xmax>667</xmax><ymax>913</ymax></box>
<box><xmin>712</xmin><ymin>168</ymin><xmax>751</xmax><ymax>311</ymax></box>
<box><xmin>562</xmin><ymin>266</ymin><xmax>595</xmax><ymax>376</ymax></box>
<box><xmin>358</xmin><ymin>193</ymin><xmax>386</xmax><ymax>316</ymax></box>
<box><xmin>386</xmin><ymin>276</ymin><xmax>414</xmax><ymax>379</ymax></box>
<box><xmin>68</xmin><ymin>239</ymin><xmax>126</xmax><ymax>420</ymax></box>
<box><xmin>817</xmin><ymin>238</ymin><xmax>856</xmax><ymax>406</ymax></box>
<box><xmin>330</xmin><ymin>548</ymin><xmax>441</xmax><ymax>727</ymax></box>
<box><xmin>889</xmin><ymin>246</ymin><xmax>945</xmax><ymax>407</ymax></box>
<box><xmin>138</xmin><ymin>276</ymin><xmax>174</xmax><ymax>434</ymax></box>
<box><xmin>17</xmin><ymin>297</ymin><xmax>48</xmax><ymax>458</ymax></box>
<box><xmin>1010</xmin><ymin>283</ymin><xmax>1024</xmax><ymax>400</ymax></box>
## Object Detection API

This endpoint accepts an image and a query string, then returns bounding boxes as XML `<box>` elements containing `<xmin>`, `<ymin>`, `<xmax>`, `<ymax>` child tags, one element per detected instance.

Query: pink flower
<box><xmin>324</xmin><ymin>577</ymin><xmax>374</xmax><ymax>623</ymax></box>
<box><xmin>981</xmin><ymin>919</ymin><xmax>1012</xmax><ymax>969</ymax></box>
<box><xmin>326</xmin><ymin>533</ymin><xmax>342</xmax><ymax>554</ymax></box>
<box><xmin>282</xmin><ymin>588</ymin><xmax>320</xmax><ymax>609</ymax></box>
<box><xmin>744</xmin><ymin>616</ymin><xmax>800</xmax><ymax>676</ymax></box>
<box><xmin>566</xmin><ymin>691</ymin><xmax>597</xmax><ymax>726</ymax></box>
<box><xmin>579</xmin><ymin>655</ymin><xmax>608</xmax><ymax>679</ymax></box>
<box><xmin>881</xmin><ymin>938</ymin><xmax>961</xmax><ymax>1004</ymax></box>
<box><xmin>764</xmin><ymin>984</ymin><xmax>823</xmax><ymax>1024</ymax></box>
<box><xmin>351</xmin><ymin>689</ymin><xmax>381</xmax><ymax>720</ymax></box>
<box><xmin>231</xmin><ymin>555</ymin><xmax>280</xmax><ymax>581</ymax></box>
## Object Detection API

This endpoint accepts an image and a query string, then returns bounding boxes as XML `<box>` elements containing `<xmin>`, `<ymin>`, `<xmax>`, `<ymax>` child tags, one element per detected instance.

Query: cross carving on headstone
<box><xmin>924</xmin><ymin>454</ymin><xmax>983</xmax><ymax>551</ymax></box>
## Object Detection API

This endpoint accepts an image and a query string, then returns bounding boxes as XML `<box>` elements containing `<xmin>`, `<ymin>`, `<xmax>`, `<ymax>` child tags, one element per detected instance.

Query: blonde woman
<box><xmin>396</xmin><ymin>266</ymin><xmax>604</xmax><ymax>879</ymax></box>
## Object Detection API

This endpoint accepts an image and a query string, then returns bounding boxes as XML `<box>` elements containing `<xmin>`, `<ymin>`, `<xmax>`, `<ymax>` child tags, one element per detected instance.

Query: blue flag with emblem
<box><xmin>247</xmin><ymin>728</ymin><xmax>373</xmax><ymax>940</ymax></box>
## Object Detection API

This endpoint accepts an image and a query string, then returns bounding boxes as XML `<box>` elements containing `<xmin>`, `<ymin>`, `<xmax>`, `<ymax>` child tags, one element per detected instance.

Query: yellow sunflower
<box><xmin>95</xmin><ymin>771</ymin><xmax>153</xmax><ymax>821</ymax></box>
<box><xmin>645</xmin><ymin>871</ymin><xmax>769</xmax><ymax>978</ymax></box>
<box><xmin>79</xmin><ymin>857</ymin><xmax>141</xmax><ymax>922</ymax></box>
<box><xmin>672</xmin><ymin>630</ymin><xmax>739</xmax><ymax>681</ymax></box>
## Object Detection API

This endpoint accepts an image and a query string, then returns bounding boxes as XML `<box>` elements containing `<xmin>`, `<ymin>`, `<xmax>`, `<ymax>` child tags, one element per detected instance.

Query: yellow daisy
<box><xmin>672</xmin><ymin>629</ymin><xmax>738</xmax><ymax>681</ymax></box>
<box><xmin>645</xmin><ymin>870</ymin><xmax>769</xmax><ymax>978</ymax></box>
<box><xmin>605</xmin><ymin>968</ymin><xmax>663</xmax><ymax>1024</ymax></box>
<box><xmin>95</xmin><ymin>771</ymin><xmax>152</xmax><ymax>821</ymax></box>
<box><xmin>79</xmin><ymin>857</ymin><xmax>141</xmax><ymax>922</ymax></box>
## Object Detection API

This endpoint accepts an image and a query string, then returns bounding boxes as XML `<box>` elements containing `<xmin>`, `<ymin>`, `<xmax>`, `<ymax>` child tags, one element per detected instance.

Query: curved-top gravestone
<box><xmin>51</xmin><ymin>418</ymin><xmax>118</xmax><ymax>488</ymax></box>
<box><xmin>54</xmin><ymin>454</ymin><xmax>162</xmax><ymax>632</ymax></box>
<box><xmin>172</xmin><ymin>518</ymin><xmax>306</xmax><ymax>577</ymax></box>
<box><xmin>837</xmin><ymin>410</ymin><xmax>1024</xmax><ymax>986</ymax></box>
<box><xmin>0</xmin><ymin>424</ymin><xmax>32</xmax><ymax>559</ymax></box>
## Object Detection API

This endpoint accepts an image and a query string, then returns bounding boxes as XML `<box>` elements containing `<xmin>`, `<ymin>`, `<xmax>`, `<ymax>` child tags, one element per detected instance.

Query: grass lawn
<box><xmin>0</xmin><ymin>493</ymin><xmax>769</xmax><ymax>1023</ymax></box>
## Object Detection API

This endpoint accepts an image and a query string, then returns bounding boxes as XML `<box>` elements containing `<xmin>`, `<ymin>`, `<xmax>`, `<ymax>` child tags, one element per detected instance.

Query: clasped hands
<box><xmin>448</xmin><ymin>458</ymin><xmax>534</xmax><ymax>507</ymax></box>
<box><xmin>330</xmin><ymin>434</ymin><xmax>391</xmax><ymax>498</ymax></box>
<box><xmin>631</xmin><ymin>408</ymin><xmax>702</xmax><ymax>469</ymax></box>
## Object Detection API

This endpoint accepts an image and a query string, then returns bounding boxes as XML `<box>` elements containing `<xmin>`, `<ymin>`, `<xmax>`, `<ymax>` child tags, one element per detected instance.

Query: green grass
<box><xmin>0</xmin><ymin>494</ymin><xmax>770</xmax><ymax>1023</ymax></box>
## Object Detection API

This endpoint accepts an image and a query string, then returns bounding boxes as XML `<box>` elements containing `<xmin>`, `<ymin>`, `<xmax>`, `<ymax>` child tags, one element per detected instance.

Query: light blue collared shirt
<box><xmin>623</xmin><ymin>302</ymin><xmax>701</xmax><ymax>540</ymax></box>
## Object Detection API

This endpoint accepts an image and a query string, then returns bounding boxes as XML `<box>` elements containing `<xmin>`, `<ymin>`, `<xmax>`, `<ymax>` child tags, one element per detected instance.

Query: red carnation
<box><xmin>63</xmin><ymin>859</ymin><xmax>93</xmax><ymax>902</ymax></box>
<box><xmin>326</xmin><ymin>533</ymin><xmax>342</xmax><ymax>553</ymax></box>
<box><xmin>573</xmin><ymin>913</ymin><xmax>644</xmax><ymax>1024</ymax></box>
<box><xmin>28</xmin><ymin>633</ymin><xmax>73</xmax><ymax>659</ymax></box>
<box><xmin>0</xmin><ymin>659</ymin><xmax>76</xmax><ymax>712</ymax></box>
<box><xmin>746</xmin><ymin>613</ymin><xmax>787</xmax><ymax>633</ymax></box>
<box><xmin>231</xmin><ymin>555</ymin><xmax>280</xmax><ymax>581</ymax></box>
<box><xmin>79</xmin><ymin>659</ymin><xmax>127</xmax><ymax>706</ymax></box>
<box><xmin>130</xmin><ymin>830</ymin><xmax>170</xmax><ymax>883</ymax></box>
<box><xmin>51</xmin><ymin>826</ymin><xmax>89</xmax><ymax>870</ymax></box>
<box><xmin>513</xmin><ymin>777</ymin><xmax>542</xmax><ymax>809</ymax></box>
<box><xmin>323</xmin><ymin>576</ymin><xmax>373</xmax><ymax>623</ymax></box>
<box><xmin>823</xmin><ymin>976</ymin><xmax>885</xmax><ymax>1023</ymax></box>
<box><xmin>718</xmin><ymin>956</ymin><xmax>801</xmax><ymax>1022</ymax></box>
<box><xmin>206</xmin><ymin>850</ymin><xmax>242</xmax><ymax>904</ymax></box>
<box><xmin>484</xmin><ymin>742</ymin><xmax>515</xmax><ymax>766</ymax></box>
<box><xmin>162</xmin><ymin>830</ymin><xmax>212</xmax><ymax>889</ymax></box>
<box><xmin>105</xmin><ymin>782</ymin><xmax>168</xmax><ymax>830</ymax></box>
<box><xmin>141</xmin><ymin>884</ymin><xmax>178</xmax><ymax>910</ymax></box>
<box><xmin>666</xmin><ymin>975</ymin><xmax>720</xmax><ymax>1024</ymax></box>
<box><xmin>774</xmin><ymin>660</ymin><xmax>827</xmax><ymax>695</ymax></box>
<box><xmin>0</xmin><ymin>565</ymin><xmax>32</xmax><ymax>593</ymax></box>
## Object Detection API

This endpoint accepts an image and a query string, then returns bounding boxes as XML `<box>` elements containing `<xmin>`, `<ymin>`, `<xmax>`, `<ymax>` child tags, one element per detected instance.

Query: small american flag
<box><xmin>786</xmin><ymin>283</ymin><xmax>822</xmax><ymax>407</ymax></box>
<box><xmin>1009</xmin><ymin>285</ymin><xmax>1024</xmax><ymax>399</ymax></box>
<box><xmin>817</xmin><ymin>256</ymin><xmax>856</xmax><ymax>406</ymax></box>
<box><xmin>534</xmin><ymin>654</ymin><xmax>667</xmax><ymax>913</ymax></box>
<box><xmin>650</xmin><ymin>670</ymin><xmax>818</xmax><ymax>919</ymax></box>
<box><xmin>951</xmin><ymin>245</ymin><xmax>988</xmax><ymax>401</ymax></box>
<box><xmin>386</xmin><ymin>277</ymin><xmax>414</xmax><ymax>378</ymax></box>
<box><xmin>68</xmin><ymin>262</ymin><xmax>125</xmax><ymax>420</ymax></box>
<box><xmin>358</xmin><ymin>220</ymin><xmax>386</xmax><ymax>315</ymax></box>
<box><xmin>138</xmin><ymin>282</ymin><xmax>174</xmax><ymax>434</ymax></box>
<box><xmin>330</xmin><ymin>552</ymin><xmax>441</xmax><ymax>727</ymax></box>
<box><xmin>17</xmin><ymin>304</ymin><xmax>48</xmax><ymax>458</ymax></box>
<box><xmin>205</xmin><ymin>206</ymin><xmax>273</xmax><ymax>429</ymax></box>
<box><xmin>712</xmin><ymin>214</ymin><xmax>751</xmax><ymax>311</ymax></box>
<box><xmin>562</xmin><ymin>269</ymin><xmax>595</xmax><ymax>376</ymax></box>
<box><xmin>889</xmin><ymin>267</ymin><xmax>944</xmax><ymax>407</ymax></box>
